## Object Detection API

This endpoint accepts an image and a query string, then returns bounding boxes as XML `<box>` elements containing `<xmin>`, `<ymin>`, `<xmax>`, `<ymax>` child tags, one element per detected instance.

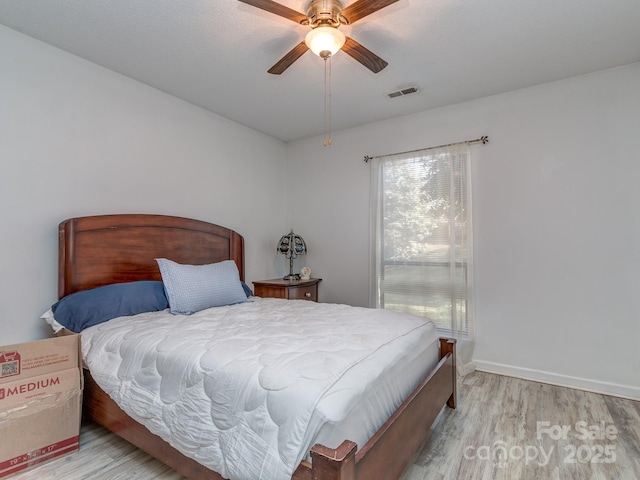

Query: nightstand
<box><xmin>252</xmin><ymin>278</ymin><xmax>322</xmax><ymax>302</ymax></box>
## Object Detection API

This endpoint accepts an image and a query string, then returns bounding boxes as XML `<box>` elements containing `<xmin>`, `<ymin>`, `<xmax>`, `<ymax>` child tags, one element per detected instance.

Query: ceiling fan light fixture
<box><xmin>305</xmin><ymin>26</ymin><xmax>346</xmax><ymax>58</ymax></box>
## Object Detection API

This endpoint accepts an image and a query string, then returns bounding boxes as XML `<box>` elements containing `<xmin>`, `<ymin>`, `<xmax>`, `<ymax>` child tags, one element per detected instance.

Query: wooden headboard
<box><xmin>58</xmin><ymin>214</ymin><xmax>244</xmax><ymax>299</ymax></box>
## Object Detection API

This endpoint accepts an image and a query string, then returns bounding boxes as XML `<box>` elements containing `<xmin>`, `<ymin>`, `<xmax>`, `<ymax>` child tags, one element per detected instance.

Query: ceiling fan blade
<box><xmin>341</xmin><ymin>0</ymin><xmax>400</xmax><ymax>24</ymax></box>
<box><xmin>268</xmin><ymin>41</ymin><xmax>309</xmax><ymax>74</ymax></box>
<box><xmin>342</xmin><ymin>37</ymin><xmax>388</xmax><ymax>73</ymax></box>
<box><xmin>238</xmin><ymin>0</ymin><xmax>307</xmax><ymax>24</ymax></box>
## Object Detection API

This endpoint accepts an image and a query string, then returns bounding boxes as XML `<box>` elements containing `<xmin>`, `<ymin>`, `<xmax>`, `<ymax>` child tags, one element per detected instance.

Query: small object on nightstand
<box><xmin>253</xmin><ymin>278</ymin><xmax>322</xmax><ymax>302</ymax></box>
<box><xmin>300</xmin><ymin>266</ymin><xmax>311</xmax><ymax>280</ymax></box>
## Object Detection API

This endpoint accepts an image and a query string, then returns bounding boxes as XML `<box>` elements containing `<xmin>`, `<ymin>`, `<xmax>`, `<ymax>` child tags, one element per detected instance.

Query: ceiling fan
<box><xmin>238</xmin><ymin>0</ymin><xmax>399</xmax><ymax>74</ymax></box>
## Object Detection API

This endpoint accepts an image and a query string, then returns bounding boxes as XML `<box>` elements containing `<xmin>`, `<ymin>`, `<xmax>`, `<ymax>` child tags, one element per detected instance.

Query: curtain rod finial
<box><xmin>364</xmin><ymin>155</ymin><xmax>373</xmax><ymax>163</ymax></box>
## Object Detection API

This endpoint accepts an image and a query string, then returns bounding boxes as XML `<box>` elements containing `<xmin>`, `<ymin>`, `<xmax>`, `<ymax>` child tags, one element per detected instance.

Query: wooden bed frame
<box><xmin>58</xmin><ymin>214</ymin><xmax>456</xmax><ymax>480</ymax></box>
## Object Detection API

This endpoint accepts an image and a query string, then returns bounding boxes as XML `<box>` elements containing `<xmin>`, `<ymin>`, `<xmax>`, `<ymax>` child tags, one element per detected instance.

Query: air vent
<box><xmin>386</xmin><ymin>86</ymin><xmax>420</xmax><ymax>99</ymax></box>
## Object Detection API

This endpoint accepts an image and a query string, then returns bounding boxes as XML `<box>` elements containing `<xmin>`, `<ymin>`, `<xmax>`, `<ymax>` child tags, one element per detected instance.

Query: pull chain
<box><xmin>323</xmin><ymin>56</ymin><xmax>327</xmax><ymax>146</ymax></box>
<box><xmin>328</xmin><ymin>54</ymin><xmax>333</xmax><ymax>146</ymax></box>
<box><xmin>323</xmin><ymin>54</ymin><xmax>333</xmax><ymax>147</ymax></box>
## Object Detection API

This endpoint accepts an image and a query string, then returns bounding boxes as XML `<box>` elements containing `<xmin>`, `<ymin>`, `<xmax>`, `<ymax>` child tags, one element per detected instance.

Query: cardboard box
<box><xmin>0</xmin><ymin>335</ymin><xmax>83</xmax><ymax>478</ymax></box>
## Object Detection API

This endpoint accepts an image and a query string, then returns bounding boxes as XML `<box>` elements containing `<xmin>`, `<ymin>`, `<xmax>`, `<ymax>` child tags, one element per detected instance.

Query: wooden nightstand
<box><xmin>252</xmin><ymin>278</ymin><xmax>322</xmax><ymax>302</ymax></box>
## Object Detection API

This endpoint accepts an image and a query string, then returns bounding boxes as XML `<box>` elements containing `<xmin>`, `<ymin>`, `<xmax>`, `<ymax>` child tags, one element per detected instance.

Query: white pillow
<box><xmin>156</xmin><ymin>258</ymin><xmax>247</xmax><ymax>315</ymax></box>
<box><xmin>41</xmin><ymin>308</ymin><xmax>65</xmax><ymax>333</ymax></box>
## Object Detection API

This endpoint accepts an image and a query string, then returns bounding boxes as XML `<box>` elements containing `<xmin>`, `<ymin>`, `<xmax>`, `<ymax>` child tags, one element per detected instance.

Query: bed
<box><xmin>55</xmin><ymin>213</ymin><xmax>456</xmax><ymax>480</ymax></box>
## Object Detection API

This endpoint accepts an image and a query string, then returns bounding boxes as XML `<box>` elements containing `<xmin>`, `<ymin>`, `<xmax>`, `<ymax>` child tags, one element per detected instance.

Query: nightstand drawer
<box><xmin>287</xmin><ymin>285</ymin><xmax>317</xmax><ymax>301</ymax></box>
<box><xmin>253</xmin><ymin>278</ymin><xmax>322</xmax><ymax>302</ymax></box>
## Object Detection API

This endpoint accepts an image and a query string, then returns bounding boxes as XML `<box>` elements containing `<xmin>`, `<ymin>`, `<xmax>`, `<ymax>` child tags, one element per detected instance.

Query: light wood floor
<box><xmin>10</xmin><ymin>372</ymin><xmax>640</xmax><ymax>480</ymax></box>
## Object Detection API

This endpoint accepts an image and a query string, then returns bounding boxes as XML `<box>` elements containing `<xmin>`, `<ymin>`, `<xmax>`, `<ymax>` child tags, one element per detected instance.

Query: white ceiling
<box><xmin>1</xmin><ymin>0</ymin><xmax>639</xmax><ymax>142</ymax></box>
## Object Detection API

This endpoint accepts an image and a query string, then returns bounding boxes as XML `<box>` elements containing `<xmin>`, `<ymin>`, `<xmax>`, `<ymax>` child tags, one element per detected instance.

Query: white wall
<box><xmin>0</xmin><ymin>25</ymin><xmax>288</xmax><ymax>344</ymax></box>
<box><xmin>286</xmin><ymin>63</ymin><xmax>640</xmax><ymax>399</ymax></box>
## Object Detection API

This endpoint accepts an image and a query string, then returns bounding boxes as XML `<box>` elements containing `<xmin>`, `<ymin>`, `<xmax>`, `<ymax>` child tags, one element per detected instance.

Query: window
<box><xmin>370</xmin><ymin>143</ymin><xmax>473</xmax><ymax>338</ymax></box>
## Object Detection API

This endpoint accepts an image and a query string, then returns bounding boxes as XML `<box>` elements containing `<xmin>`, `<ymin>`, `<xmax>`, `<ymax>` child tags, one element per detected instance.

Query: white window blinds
<box><xmin>370</xmin><ymin>143</ymin><xmax>474</xmax><ymax>342</ymax></box>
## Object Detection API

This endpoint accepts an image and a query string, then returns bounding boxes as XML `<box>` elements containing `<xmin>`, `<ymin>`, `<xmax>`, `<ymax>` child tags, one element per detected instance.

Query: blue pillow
<box><xmin>156</xmin><ymin>258</ymin><xmax>247</xmax><ymax>315</ymax></box>
<box><xmin>241</xmin><ymin>281</ymin><xmax>254</xmax><ymax>297</ymax></box>
<box><xmin>51</xmin><ymin>281</ymin><xmax>168</xmax><ymax>333</ymax></box>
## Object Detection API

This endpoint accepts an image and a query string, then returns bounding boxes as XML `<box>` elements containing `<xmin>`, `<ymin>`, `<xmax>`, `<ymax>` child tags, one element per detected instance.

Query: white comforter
<box><xmin>81</xmin><ymin>298</ymin><xmax>436</xmax><ymax>480</ymax></box>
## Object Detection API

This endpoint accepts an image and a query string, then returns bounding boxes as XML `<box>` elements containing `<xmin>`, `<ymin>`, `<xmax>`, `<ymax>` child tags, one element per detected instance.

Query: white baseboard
<box><xmin>473</xmin><ymin>359</ymin><xmax>640</xmax><ymax>401</ymax></box>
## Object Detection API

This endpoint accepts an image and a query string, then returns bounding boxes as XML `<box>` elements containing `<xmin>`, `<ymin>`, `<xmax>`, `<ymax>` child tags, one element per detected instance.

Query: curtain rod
<box><xmin>363</xmin><ymin>135</ymin><xmax>489</xmax><ymax>163</ymax></box>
